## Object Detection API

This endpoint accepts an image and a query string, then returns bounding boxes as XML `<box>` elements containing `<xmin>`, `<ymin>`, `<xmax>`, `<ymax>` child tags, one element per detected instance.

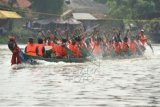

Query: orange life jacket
<box><xmin>69</xmin><ymin>43</ymin><xmax>82</xmax><ymax>58</ymax></box>
<box><xmin>79</xmin><ymin>42</ymin><xmax>85</xmax><ymax>49</ymax></box>
<box><xmin>139</xmin><ymin>33</ymin><xmax>147</xmax><ymax>46</ymax></box>
<box><xmin>113</xmin><ymin>42</ymin><xmax>120</xmax><ymax>55</ymax></box>
<box><xmin>37</xmin><ymin>44</ymin><xmax>45</xmax><ymax>57</ymax></box>
<box><xmin>128</xmin><ymin>41</ymin><xmax>136</xmax><ymax>53</ymax></box>
<box><xmin>25</xmin><ymin>43</ymin><xmax>37</xmax><ymax>56</ymax></box>
<box><xmin>121</xmin><ymin>42</ymin><xmax>127</xmax><ymax>53</ymax></box>
<box><xmin>46</xmin><ymin>41</ymin><xmax>54</xmax><ymax>46</ymax></box>
<box><xmin>92</xmin><ymin>42</ymin><xmax>101</xmax><ymax>55</ymax></box>
<box><xmin>54</xmin><ymin>44</ymin><xmax>68</xmax><ymax>58</ymax></box>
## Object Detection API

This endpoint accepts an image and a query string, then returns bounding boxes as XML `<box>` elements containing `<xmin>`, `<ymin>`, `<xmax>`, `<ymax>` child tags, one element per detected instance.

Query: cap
<box><xmin>141</xmin><ymin>29</ymin><xmax>144</xmax><ymax>32</ymax></box>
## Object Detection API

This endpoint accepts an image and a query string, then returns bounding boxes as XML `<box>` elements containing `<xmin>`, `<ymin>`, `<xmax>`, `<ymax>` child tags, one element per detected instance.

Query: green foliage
<box><xmin>106</xmin><ymin>0</ymin><xmax>160</xmax><ymax>19</ymax></box>
<box><xmin>0</xmin><ymin>36</ymin><xmax>8</xmax><ymax>44</ymax></box>
<box><xmin>11</xmin><ymin>27</ymin><xmax>34</xmax><ymax>43</ymax></box>
<box><xmin>31</xmin><ymin>0</ymin><xmax>64</xmax><ymax>16</ymax></box>
<box><xmin>94</xmin><ymin>0</ymin><xmax>107</xmax><ymax>4</ymax></box>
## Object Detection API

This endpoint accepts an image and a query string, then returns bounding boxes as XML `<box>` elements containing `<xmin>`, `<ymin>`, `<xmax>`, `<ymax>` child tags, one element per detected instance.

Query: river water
<box><xmin>0</xmin><ymin>45</ymin><xmax>160</xmax><ymax>107</ymax></box>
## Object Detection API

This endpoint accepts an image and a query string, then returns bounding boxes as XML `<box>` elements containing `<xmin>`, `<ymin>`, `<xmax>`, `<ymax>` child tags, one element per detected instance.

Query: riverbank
<box><xmin>0</xmin><ymin>27</ymin><xmax>34</xmax><ymax>44</ymax></box>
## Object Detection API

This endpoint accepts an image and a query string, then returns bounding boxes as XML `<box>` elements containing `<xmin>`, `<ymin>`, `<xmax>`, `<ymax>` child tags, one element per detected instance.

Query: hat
<box><xmin>141</xmin><ymin>29</ymin><xmax>144</xmax><ymax>32</ymax></box>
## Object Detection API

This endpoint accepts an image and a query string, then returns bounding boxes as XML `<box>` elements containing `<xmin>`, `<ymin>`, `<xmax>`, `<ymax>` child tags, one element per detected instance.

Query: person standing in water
<box><xmin>8</xmin><ymin>36</ymin><xmax>21</xmax><ymax>65</ymax></box>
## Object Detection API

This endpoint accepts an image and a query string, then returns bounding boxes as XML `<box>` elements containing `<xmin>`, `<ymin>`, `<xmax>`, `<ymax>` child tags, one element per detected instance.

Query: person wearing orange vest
<box><xmin>69</xmin><ymin>39</ymin><xmax>82</xmax><ymax>58</ymax></box>
<box><xmin>113</xmin><ymin>41</ymin><xmax>120</xmax><ymax>56</ymax></box>
<box><xmin>128</xmin><ymin>39</ymin><xmax>137</xmax><ymax>53</ymax></box>
<box><xmin>121</xmin><ymin>37</ymin><xmax>129</xmax><ymax>54</ymax></box>
<box><xmin>139</xmin><ymin>29</ymin><xmax>154</xmax><ymax>53</ymax></box>
<box><xmin>92</xmin><ymin>37</ymin><xmax>101</xmax><ymax>55</ymax></box>
<box><xmin>139</xmin><ymin>29</ymin><xmax>148</xmax><ymax>46</ymax></box>
<box><xmin>36</xmin><ymin>38</ymin><xmax>45</xmax><ymax>57</ymax></box>
<box><xmin>54</xmin><ymin>38</ymin><xmax>68</xmax><ymax>58</ymax></box>
<box><xmin>25</xmin><ymin>38</ymin><xmax>37</xmax><ymax>56</ymax></box>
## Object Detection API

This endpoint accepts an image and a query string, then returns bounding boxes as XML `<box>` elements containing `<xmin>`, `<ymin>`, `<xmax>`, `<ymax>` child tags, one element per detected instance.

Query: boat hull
<box><xmin>24</xmin><ymin>54</ymin><xmax>88</xmax><ymax>63</ymax></box>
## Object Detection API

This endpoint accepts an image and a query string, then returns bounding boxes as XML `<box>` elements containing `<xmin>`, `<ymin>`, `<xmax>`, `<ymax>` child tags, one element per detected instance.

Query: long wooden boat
<box><xmin>24</xmin><ymin>54</ymin><xmax>89</xmax><ymax>63</ymax></box>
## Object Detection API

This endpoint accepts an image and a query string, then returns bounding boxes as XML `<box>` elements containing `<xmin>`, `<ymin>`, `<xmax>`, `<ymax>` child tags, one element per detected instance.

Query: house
<box><xmin>0</xmin><ymin>10</ymin><xmax>22</xmax><ymax>33</ymax></box>
<box><xmin>0</xmin><ymin>0</ymin><xmax>31</xmax><ymax>9</ymax></box>
<box><xmin>72</xmin><ymin>13</ymin><xmax>97</xmax><ymax>30</ymax></box>
<box><xmin>14</xmin><ymin>0</ymin><xmax>31</xmax><ymax>9</ymax></box>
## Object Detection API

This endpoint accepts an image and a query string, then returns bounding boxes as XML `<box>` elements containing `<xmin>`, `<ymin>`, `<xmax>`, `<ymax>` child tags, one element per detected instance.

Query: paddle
<box><xmin>119</xmin><ymin>46</ymin><xmax>124</xmax><ymax>57</ymax></box>
<box><xmin>78</xmin><ymin>45</ymin><xmax>91</xmax><ymax>58</ymax></box>
<box><xmin>110</xmin><ymin>46</ymin><xmax>116</xmax><ymax>57</ymax></box>
<box><xmin>147</xmin><ymin>41</ymin><xmax>154</xmax><ymax>54</ymax></box>
<box><xmin>134</xmin><ymin>40</ymin><xmax>144</xmax><ymax>55</ymax></box>
<box><xmin>64</xmin><ymin>46</ymin><xmax>73</xmax><ymax>57</ymax></box>
<box><xmin>126</xmin><ymin>45</ymin><xmax>132</xmax><ymax>56</ymax></box>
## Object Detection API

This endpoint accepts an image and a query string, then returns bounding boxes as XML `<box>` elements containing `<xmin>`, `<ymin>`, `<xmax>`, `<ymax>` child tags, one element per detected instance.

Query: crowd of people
<box><xmin>24</xmin><ymin>27</ymin><xmax>151</xmax><ymax>58</ymax></box>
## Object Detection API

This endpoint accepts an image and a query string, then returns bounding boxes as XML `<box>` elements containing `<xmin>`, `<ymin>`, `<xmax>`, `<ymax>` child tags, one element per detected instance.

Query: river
<box><xmin>0</xmin><ymin>45</ymin><xmax>160</xmax><ymax>107</ymax></box>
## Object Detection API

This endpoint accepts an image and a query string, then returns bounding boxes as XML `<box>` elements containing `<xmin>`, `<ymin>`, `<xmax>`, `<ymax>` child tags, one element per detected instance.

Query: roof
<box><xmin>92</xmin><ymin>14</ymin><xmax>106</xmax><ymax>20</ymax></box>
<box><xmin>0</xmin><ymin>0</ymin><xmax>9</xmax><ymax>6</ymax></box>
<box><xmin>33</xmin><ymin>18</ymin><xmax>81</xmax><ymax>25</ymax></box>
<box><xmin>66</xmin><ymin>18</ymin><xmax>81</xmax><ymax>25</ymax></box>
<box><xmin>16</xmin><ymin>0</ymin><xmax>31</xmax><ymax>9</ymax></box>
<box><xmin>61</xmin><ymin>9</ymin><xmax>73</xmax><ymax>17</ymax></box>
<box><xmin>0</xmin><ymin>0</ymin><xmax>31</xmax><ymax>9</ymax></box>
<box><xmin>33</xmin><ymin>19</ymin><xmax>53</xmax><ymax>25</ymax></box>
<box><xmin>72</xmin><ymin>13</ymin><xmax>97</xmax><ymax>20</ymax></box>
<box><xmin>0</xmin><ymin>10</ymin><xmax>22</xmax><ymax>19</ymax></box>
<box><xmin>0</xmin><ymin>13</ymin><xmax>5</xmax><ymax>18</ymax></box>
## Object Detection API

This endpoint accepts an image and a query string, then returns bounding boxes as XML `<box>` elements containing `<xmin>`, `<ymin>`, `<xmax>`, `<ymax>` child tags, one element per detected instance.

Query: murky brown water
<box><xmin>0</xmin><ymin>45</ymin><xmax>160</xmax><ymax>107</ymax></box>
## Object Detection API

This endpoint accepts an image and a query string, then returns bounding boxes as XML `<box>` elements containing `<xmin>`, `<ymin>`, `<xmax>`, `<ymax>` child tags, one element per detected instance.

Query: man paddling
<box><xmin>139</xmin><ymin>29</ymin><xmax>154</xmax><ymax>53</ymax></box>
<box><xmin>25</xmin><ymin>38</ymin><xmax>37</xmax><ymax>56</ymax></box>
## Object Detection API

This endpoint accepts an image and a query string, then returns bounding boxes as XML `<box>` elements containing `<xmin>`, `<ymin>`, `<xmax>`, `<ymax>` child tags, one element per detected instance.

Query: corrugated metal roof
<box><xmin>73</xmin><ymin>13</ymin><xmax>97</xmax><ymax>20</ymax></box>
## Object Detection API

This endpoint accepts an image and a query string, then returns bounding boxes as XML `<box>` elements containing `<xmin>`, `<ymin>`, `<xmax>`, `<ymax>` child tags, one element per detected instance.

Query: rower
<box><xmin>36</xmin><ymin>38</ymin><xmax>45</xmax><ymax>57</ymax></box>
<box><xmin>54</xmin><ymin>38</ymin><xmax>68</xmax><ymax>58</ymax></box>
<box><xmin>139</xmin><ymin>29</ymin><xmax>147</xmax><ymax>46</ymax></box>
<box><xmin>121</xmin><ymin>37</ymin><xmax>129</xmax><ymax>54</ymax></box>
<box><xmin>128</xmin><ymin>38</ymin><xmax>137</xmax><ymax>54</ymax></box>
<box><xmin>138</xmin><ymin>29</ymin><xmax>154</xmax><ymax>53</ymax></box>
<box><xmin>69</xmin><ymin>39</ymin><xmax>82</xmax><ymax>58</ymax></box>
<box><xmin>25</xmin><ymin>37</ymin><xmax>37</xmax><ymax>56</ymax></box>
<box><xmin>113</xmin><ymin>40</ymin><xmax>120</xmax><ymax>56</ymax></box>
<box><xmin>92</xmin><ymin>37</ymin><xmax>102</xmax><ymax>55</ymax></box>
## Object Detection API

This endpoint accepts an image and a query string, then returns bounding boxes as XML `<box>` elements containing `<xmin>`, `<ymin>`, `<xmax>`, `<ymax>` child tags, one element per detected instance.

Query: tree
<box><xmin>94</xmin><ymin>0</ymin><xmax>107</xmax><ymax>4</ymax></box>
<box><xmin>106</xmin><ymin>0</ymin><xmax>160</xmax><ymax>19</ymax></box>
<box><xmin>31</xmin><ymin>0</ymin><xmax>64</xmax><ymax>17</ymax></box>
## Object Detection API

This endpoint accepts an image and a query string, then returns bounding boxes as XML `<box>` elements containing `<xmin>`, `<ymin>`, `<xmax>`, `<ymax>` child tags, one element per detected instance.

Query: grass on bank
<box><xmin>0</xmin><ymin>27</ymin><xmax>34</xmax><ymax>44</ymax></box>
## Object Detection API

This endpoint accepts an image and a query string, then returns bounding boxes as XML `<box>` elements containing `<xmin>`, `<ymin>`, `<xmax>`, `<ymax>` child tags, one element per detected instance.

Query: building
<box><xmin>0</xmin><ymin>0</ymin><xmax>31</xmax><ymax>9</ymax></box>
<box><xmin>0</xmin><ymin>10</ymin><xmax>21</xmax><ymax>34</ymax></box>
